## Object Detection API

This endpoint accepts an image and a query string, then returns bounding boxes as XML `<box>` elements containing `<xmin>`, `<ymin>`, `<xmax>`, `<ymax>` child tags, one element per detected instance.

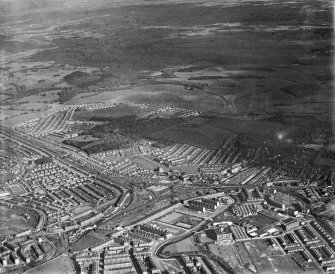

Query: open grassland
<box><xmin>159</xmin><ymin>212</ymin><xmax>184</xmax><ymax>224</ymax></box>
<box><xmin>70</xmin><ymin>233</ymin><xmax>106</xmax><ymax>252</ymax></box>
<box><xmin>253</xmin><ymin>255</ymin><xmax>321</xmax><ymax>274</ymax></box>
<box><xmin>25</xmin><ymin>255</ymin><xmax>76</xmax><ymax>274</ymax></box>
<box><xmin>0</xmin><ymin>206</ymin><xmax>37</xmax><ymax>237</ymax></box>
<box><xmin>163</xmin><ymin>236</ymin><xmax>199</xmax><ymax>254</ymax></box>
<box><xmin>149</xmin><ymin>221</ymin><xmax>186</xmax><ymax>236</ymax></box>
<box><xmin>244</xmin><ymin>240</ymin><xmax>321</xmax><ymax>274</ymax></box>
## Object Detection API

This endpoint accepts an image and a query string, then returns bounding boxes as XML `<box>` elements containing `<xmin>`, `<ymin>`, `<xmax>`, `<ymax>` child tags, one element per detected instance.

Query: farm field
<box><xmin>0</xmin><ymin>0</ymin><xmax>331</xmax><ymax>136</ymax></box>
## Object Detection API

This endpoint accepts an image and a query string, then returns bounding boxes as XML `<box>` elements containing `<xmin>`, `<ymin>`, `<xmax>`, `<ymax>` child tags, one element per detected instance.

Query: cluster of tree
<box><xmin>57</xmin><ymin>87</ymin><xmax>80</xmax><ymax>104</ymax></box>
<box><xmin>63</xmin><ymin>139</ymin><xmax>91</xmax><ymax>150</ymax></box>
<box><xmin>151</xmin><ymin>140</ymin><xmax>175</xmax><ymax>148</ymax></box>
<box><xmin>83</xmin><ymin>140</ymin><xmax>132</xmax><ymax>154</ymax></box>
<box><xmin>85</xmin><ymin>115</ymin><xmax>186</xmax><ymax>139</ymax></box>
<box><xmin>64</xmin><ymin>133</ymin><xmax>134</xmax><ymax>154</ymax></box>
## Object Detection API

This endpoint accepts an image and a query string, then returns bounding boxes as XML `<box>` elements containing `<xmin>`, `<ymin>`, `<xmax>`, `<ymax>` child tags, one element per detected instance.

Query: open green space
<box><xmin>25</xmin><ymin>255</ymin><xmax>76</xmax><ymax>274</ymax></box>
<box><xmin>69</xmin><ymin>233</ymin><xmax>106</xmax><ymax>252</ymax></box>
<box><xmin>240</xmin><ymin>214</ymin><xmax>277</xmax><ymax>228</ymax></box>
<box><xmin>163</xmin><ymin>236</ymin><xmax>198</xmax><ymax>254</ymax></box>
<box><xmin>0</xmin><ymin>206</ymin><xmax>37</xmax><ymax>237</ymax></box>
<box><xmin>253</xmin><ymin>256</ymin><xmax>321</xmax><ymax>274</ymax></box>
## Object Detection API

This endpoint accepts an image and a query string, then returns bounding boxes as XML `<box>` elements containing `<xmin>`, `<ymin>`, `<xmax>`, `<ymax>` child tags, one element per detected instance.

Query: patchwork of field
<box><xmin>1</xmin><ymin>0</ymin><xmax>332</xmax><ymax>134</ymax></box>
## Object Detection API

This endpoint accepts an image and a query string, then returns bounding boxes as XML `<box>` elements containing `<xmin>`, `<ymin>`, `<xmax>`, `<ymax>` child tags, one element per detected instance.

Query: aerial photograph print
<box><xmin>0</xmin><ymin>0</ymin><xmax>334</xmax><ymax>273</ymax></box>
